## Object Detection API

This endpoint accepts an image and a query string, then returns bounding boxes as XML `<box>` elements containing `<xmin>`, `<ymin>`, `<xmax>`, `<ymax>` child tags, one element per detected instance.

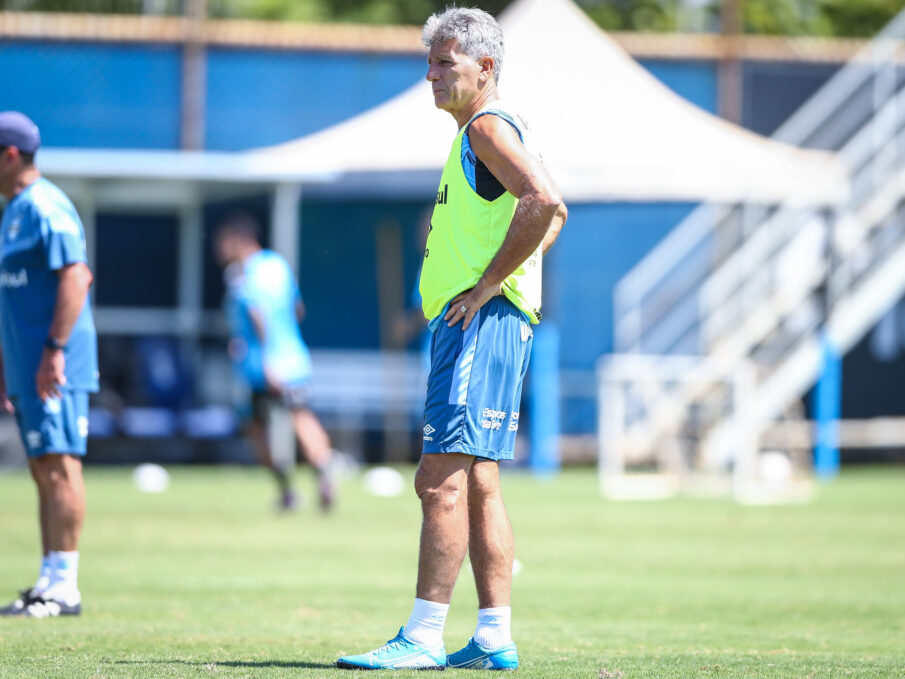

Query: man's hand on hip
<box><xmin>36</xmin><ymin>349</ymin><xmax>66</xmax><ymax>401</ymax></box>
<box><xmin>445</xmin><ymin>282</ymin><xmax>502</xmax><ymax>331</ymax></box>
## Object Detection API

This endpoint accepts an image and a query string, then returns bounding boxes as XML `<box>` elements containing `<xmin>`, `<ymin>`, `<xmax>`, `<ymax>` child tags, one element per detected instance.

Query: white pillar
<box><xmin>271</xmin><ymin>182</ymin><xmax>302</xmax><ymax>276</ymax></box>
<box><xmin>178</xmin><ymin>194</ymin><xmax>204</xmax><ymax>336</ymax></box>
<box><xmin>269</xmin><ymin>182</ymin><xmax>302</xmax><ymax>466</ymax></box>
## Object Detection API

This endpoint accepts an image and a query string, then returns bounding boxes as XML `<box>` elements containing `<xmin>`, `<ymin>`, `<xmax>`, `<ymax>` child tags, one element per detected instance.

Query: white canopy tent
<box><xmin>39</xmin><ymin>0</ymin><xmax>848</xmax><ymax>205</ymax></box>
<box><xmin>242</xmin><ymin>0</ymin><xmax>848</xmax><ymax>205</ymax></box>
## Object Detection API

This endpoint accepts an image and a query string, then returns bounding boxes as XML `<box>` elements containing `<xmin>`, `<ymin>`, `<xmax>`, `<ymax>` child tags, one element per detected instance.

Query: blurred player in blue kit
<box><xmin>0</xmin><ymin>112</ymin><xmax>98</xmax><ymax>618</ymax></box>
<box><xmin>214</xmin><ymin>212</ymin><xmax>335</xmax><ymax>511</ymax></box>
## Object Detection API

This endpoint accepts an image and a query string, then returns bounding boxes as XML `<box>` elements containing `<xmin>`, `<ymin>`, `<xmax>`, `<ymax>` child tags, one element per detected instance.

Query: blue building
<box><xmin>0</xmin><ymin>7</ymin><xmax>858</xmax><ymax>460</ymax></box>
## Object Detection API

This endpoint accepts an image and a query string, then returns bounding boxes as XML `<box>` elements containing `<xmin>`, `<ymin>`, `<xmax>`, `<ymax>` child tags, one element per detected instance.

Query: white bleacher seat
<box><xmin>307</xmin><ymin>350</ymin><xmax>426</xmax><ymax>430</ymax></box>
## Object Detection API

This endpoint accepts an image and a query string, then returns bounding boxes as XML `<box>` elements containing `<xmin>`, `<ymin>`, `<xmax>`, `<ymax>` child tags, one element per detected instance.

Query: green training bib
<box><xmin>419</xmin><ymin>106</ymin><xmax>542</xmax><ymax>324</ymax></box>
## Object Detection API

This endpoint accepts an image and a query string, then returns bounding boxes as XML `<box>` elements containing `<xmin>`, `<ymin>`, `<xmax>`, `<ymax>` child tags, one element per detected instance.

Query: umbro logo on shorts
<box><xmin>423</xmin><ymin>424</ymin><xmax>435</xmax><ymax>441</ymax></box>
<box><xmin>26</xmin><ymin>430</ymin><xmax>42</xmax><ymax>449</ymax></box>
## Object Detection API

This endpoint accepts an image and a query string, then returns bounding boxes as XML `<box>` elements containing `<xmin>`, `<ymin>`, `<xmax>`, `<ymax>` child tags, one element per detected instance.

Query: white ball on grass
<box><xmin>132</xmin><ymin>463</ymin><xmax>171</xmax><ymax>493</ymax></box>
<box><xmin>363</xmin><ymin>467</ymin><xmax>405</xmax><ymax>497</ymax></box>
<box><xmin>758</xmin><ymin>451</ymin><xmax>792</xmax><ymax>484</ymax></box>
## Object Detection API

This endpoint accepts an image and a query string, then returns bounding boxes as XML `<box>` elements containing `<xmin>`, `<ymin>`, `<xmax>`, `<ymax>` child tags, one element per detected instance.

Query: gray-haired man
<box><xmin>337</xmin><ymin>6</ymin><xmax>566</xmax><ymax>671</ymax></box>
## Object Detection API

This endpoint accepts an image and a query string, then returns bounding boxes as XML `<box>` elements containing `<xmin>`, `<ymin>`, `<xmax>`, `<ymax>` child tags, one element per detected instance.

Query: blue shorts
<box><xmin>422</xmin><ymin>296</ymin><xmax>533</xmax><ymax>461</ymax></box>
<box><xmin>11</xmin><ymin>391</ymin><xmax>90</xmax><ymax>457</ymax></box>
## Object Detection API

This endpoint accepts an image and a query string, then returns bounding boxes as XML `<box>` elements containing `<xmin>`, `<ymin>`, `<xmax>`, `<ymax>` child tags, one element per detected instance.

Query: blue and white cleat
<box><xmin>337</xmin><ymin>627</ymin><xmax>446</xmax><ymax>670</ymax></box>
<box><xmin>447</xmin><ymin>638</ymin><xmax>519</xmax><ymax>670</ymax></box>
<box><xmin>23</xmin><ymin>594</ymin><xmax>82</xmax><ymax>618</ymax></box>
<box><xmin>0</xmin><ymin>589</ymin><xmax>37</xmax><ymax>617</ymax></box>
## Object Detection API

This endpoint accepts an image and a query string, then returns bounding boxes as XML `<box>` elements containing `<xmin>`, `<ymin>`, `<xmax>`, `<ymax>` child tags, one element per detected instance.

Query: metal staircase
<box><xmin>601</xmin><ymin>12</ymin><xmax>905</xmax><ymax>486</ymax></box>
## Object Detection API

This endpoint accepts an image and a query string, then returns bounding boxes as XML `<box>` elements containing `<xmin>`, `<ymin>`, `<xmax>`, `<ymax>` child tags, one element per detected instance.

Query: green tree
<box><xmin>209</xmin><ymin>0</ymin><xmax>511</xmax><ymax>24</ymax></box>
<box><xmin>213</xmin><ymin>0</ymin><xmax>905</xmax><ymax>37</ymax></box>
<box><xmin>1</xmin><ymin>0</ymin><xmax>904</xmax><ymax>38</ymax></box>
<box><xmin>579</xmin><ymin>0</ymin><xmax>680</xmax><ymax>32</ymax></box>
<box><xmin>801</xmin><ymin>0</ymin><xmax>905</xmax><ymax>37</ymax></box>
<box><xmin>0</xmin><ymin>0</ymin><xmax>176</xmax><ymax>12</ymax></box>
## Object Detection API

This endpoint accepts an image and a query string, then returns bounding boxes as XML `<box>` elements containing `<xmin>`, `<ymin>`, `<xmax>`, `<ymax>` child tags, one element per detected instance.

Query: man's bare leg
<box><xmin>290</xmin><ymin>407</ymin><xmax>334</xmax><ymax>509</ymax></box>
<box><xmin>28</xmin><ymin>461</ymin><xmax>50</xmax><ymax>554</ymax></box>
<box><xmin>335</xmin><ymin>452</ymin><xmax>470</xmax><ymax>668</ymax></box>
<box><xmin>33</xmin><ymin>454</ymin><xmax>84</xmax><ymax>552</ymax></box>
<box><xmin>465</xmin><ymin>458</ymin><xmax>515</xmax><ymax>653</ymax></box>
<box><xmin>414</xmin><ymin>453</ymin><xmax>474</xmax><ymax>603</ymax></box>
<box><xmin>2</xmin><ymin>457</ymin><xmax>81</xmax><ymax>615</ymax></box>
<box><xmin>467</xmin><ymin>459</ymin><xmax>513</xmax><ymax>608</ymax></box>
<box><xmin>248</xmin><ymin>420</ymin><xmax>294</xmax><ymax>508</ymax></box>
<box><xmin>378</xmin><ymin>452</ymin><xmax>473</xmax><ymax>651</ymax></box>
<box><xmin>26</xmin><ymin>462</ymin><xmax>51</xmax><ymax>594</ymax></box>
<box><xmin>291</xmin><ymin>407</ymin><xmax>331</xmax><ymax>469</ymax></box>
<box><xmin>29</xmin><ymin>454</ymin><xmax>85</xmax><ymax>609</ymax></box>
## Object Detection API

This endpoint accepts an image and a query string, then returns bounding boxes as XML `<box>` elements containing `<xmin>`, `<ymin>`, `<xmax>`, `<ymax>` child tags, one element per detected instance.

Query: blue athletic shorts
<box><xmin>422</xmin><ymin>296</ymin><xmax>533</xmax><ymax>461</ymax></box>
<box><xmin>11</xmin><ymin>391</ymin><xmax>90</xmax><ymax>457</ymax></box>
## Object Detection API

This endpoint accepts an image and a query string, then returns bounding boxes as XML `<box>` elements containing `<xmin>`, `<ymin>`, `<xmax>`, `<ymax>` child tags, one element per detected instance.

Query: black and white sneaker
<box><xmin>23</xmin><ymin>594</ymin><xmax>82</xmax><ymax>618</ymax></box>
<box><xmin>0</xmin><ymin>589</ymin><xmax>38</xmax><ymax>617</ymax></box>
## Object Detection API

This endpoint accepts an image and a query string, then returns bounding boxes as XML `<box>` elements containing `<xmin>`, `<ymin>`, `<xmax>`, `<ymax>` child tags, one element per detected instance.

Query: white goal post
<box><xmin>597</xmin><ymin>354</ymin><xmax>763</xmax><ymax>501</ymax></box>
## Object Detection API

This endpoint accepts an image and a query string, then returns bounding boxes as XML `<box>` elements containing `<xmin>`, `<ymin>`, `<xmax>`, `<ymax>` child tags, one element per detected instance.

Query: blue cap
<box><xmin>0</xmin><ymin>111</ymin><xmax>41</xmax><ymax>154</ymax></box>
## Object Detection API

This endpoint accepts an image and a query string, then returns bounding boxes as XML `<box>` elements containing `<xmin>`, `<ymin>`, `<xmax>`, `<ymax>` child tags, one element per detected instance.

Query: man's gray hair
<box><xmin>422</xmin><ymin>7</ymin><xmax>504</xmax><ymax>82</ymax></box>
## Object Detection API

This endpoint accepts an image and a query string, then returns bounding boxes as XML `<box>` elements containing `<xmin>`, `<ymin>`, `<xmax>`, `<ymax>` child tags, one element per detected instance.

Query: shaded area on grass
<box><xmin>113</xmin><ymin>659</ymin><xmax>336</xmax><ymax>669</ymax></box>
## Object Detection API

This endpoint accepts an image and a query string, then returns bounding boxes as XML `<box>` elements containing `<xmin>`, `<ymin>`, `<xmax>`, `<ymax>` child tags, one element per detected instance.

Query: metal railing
<box><xmin>603</xmin><ymin>11</ymin><xmax>905</xmax><ymax>481</ymax></box>
<box><xmin>615</xmin><ymin>35</ymin><xmax>905</xmax><ymax>359</ymax></box>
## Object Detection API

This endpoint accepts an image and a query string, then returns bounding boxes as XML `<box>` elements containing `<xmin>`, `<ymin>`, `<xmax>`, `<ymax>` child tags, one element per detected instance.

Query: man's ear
<box><xmin>478</xmin><ymin>56</ymin><xmax>495</xmax><ymax>82</ymax></box>
<box><xmin>4</xmin><ymin>145</ymin><xmax>23</xmax><ymax>164</ymax></box>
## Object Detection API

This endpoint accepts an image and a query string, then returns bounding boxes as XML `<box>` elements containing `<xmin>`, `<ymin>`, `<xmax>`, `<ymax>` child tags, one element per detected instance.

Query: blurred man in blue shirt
<box><xmin>0</xmin><ymin>112</ymin><xmax>98</xmax><ymax>618</ymax></box>
<box><xmin>215</xmin><ymin>212</ymin><xmax>334</xmax><ymax>511</ymax></box>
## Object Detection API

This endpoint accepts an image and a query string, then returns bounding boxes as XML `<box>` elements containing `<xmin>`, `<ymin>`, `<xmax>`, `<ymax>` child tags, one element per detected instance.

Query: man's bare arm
<box><xmin>36</xmin><ymin>262</ymin><xmax>93</xmax><ymax>399</ymax></box>
<box><xmin>543</xmin><ymin>202</ymin><xmax>568</xmax><ymax>255</ymax></box>
<box><xmin>46</xmin><ymin>263</ymin><xmax>93</xmax><ymax>342</ymax></box>
<box><xmin>444</xmin><ymin>114</ymin><xmax>565</xmax><ymax>329</ymax></box>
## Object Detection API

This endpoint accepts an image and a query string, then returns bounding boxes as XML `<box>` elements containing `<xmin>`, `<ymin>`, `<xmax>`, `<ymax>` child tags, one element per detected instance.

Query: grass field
<box><xmin>1</xmin><ymin>465</ymin><xmax>903</xmax><ymax>679</ymax></box>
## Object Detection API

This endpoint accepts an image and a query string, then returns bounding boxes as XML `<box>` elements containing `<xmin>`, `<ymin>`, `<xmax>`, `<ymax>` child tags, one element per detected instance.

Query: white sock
<box><xmin>474</xmin><ymin>606</ymin><xmax>512</xmax><ymax>650</ymax></box>
<box><xmin>403</xmin><ymin>598</ymin><xmax>449</xmax><ymax>649</ymax></box>
<box><xmin>46</xmin><ymin>551</ymin><xmax>80</xmax><ymax>604</ymax></box>
<box><xmin>32</xmin><ymin>556</ymin><xmax>53</xmax><ymax>594</ymax></box>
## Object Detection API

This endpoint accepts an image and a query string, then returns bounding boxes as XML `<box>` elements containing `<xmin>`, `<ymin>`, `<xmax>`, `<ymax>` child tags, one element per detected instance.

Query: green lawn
<box><xmin>1</xmin><ymin>465</ymin><xmax>903</xmax><ymax>678</ymax></box>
